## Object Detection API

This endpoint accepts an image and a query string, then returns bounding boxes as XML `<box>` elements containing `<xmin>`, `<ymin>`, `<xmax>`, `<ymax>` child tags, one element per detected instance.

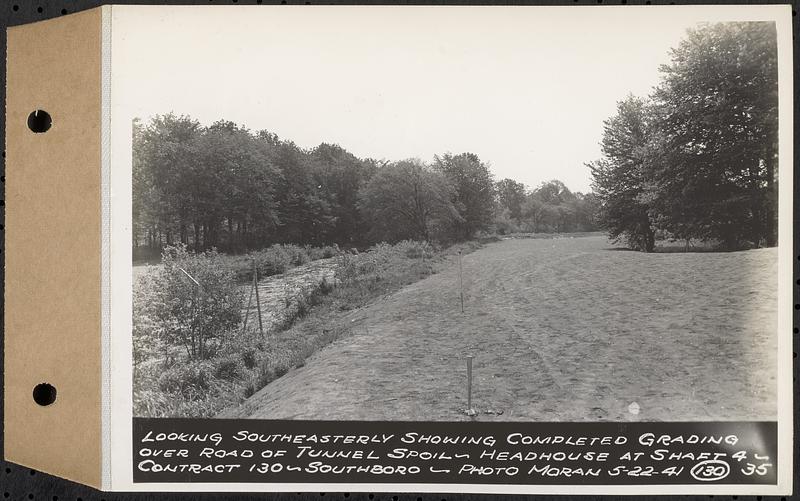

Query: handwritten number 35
<box><xmin>741</xmin><ymin>463</ymin><xmax>772</xmax><ymax>476</ymax></box>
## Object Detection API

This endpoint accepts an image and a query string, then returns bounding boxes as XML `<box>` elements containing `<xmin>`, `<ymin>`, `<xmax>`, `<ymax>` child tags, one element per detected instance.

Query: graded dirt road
<box><xmin>225</xmin><ymin>236</ymin><xmax>778</xmax><ymax>422</ymax></box>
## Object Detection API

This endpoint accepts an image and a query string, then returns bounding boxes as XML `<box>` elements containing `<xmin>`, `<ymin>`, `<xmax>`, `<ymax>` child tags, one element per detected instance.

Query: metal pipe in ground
<box><xmin>466</xmin><ymin>355</ymin><xmax>474</xmax><ymax>414</ymax></box>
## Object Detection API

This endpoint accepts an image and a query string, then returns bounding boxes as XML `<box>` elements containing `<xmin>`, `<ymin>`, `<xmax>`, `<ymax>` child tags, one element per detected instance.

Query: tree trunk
<box><xmin>227</xmin><ymin>218</ymin><xmax>234</xmax><ymax>252</ymax></box>
<box><xmin>644</xmin><ymin>227</ymin><xmax>655</xmax><ymax>253</ymax></box>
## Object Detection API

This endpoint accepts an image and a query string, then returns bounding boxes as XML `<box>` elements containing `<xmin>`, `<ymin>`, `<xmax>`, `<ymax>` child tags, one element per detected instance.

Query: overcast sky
<box><xmin>113</xmin><ymin>5</ymin><xmax>774</xmax><ymax>193</ymax></box>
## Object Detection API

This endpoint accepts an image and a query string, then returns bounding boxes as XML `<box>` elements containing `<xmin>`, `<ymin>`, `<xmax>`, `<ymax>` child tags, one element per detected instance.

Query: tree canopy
<box><xmin>589</xmin><ymin>95</ymin><xmax>656</xmax><ymax>252</ymax></box>
<box><xmin>433</xmin><ymin>153</ymin><xmax>496</xmax><ymax>240</ymax></box>
<box><xmin>134</xmin><ymin>118</ymin><xmax>595</xmax><ymax>255</ymax></box>
<box><xmin>589</xmin><ymin>22</ymin><xmax>778</xmax><ymax>251</ymax></box>
<box><xmin>358</xmin><ymin>160</ymin><xmax>459</xmax><ymax>243</ymax></box>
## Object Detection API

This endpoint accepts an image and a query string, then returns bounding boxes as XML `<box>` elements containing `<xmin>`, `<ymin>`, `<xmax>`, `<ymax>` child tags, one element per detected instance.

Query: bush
<box><xmin>227</xmin><ymin>244</ymin><xmax>343</xmax><ymax>282</ymax></box>
<box><xmin>150</xmin><ymin>244</ymin><xmax>243</xmax><ymax>360</ymax></box>
<box><xmin>276</xmin><ymin>279</ymin><xmax>335</xmax><ymax>331</ymax></box>
<box><xmin>214</xmin><ymin>354</ymin><xmax>247</xmax><ymax>381</ymax></box>
<box><xmin>241</xmin><ymin>347</ymin><xmax>258</xmax><ymax>369</ymax></box>
<box><xmin>322</xmin><ymin>245</ymin><xmax>340</xmax><ymax>258</ymax></box>
<box><xmin>307</xmin><ymin>244</ymin><xmax>340</xmax><ymax>260</ymax></box>
<box><xmin>334</xmin><ymin>252</ymin><xmax>359</xmax><ymax>284</ymax></box>
<box><xmin>157</xmin><ymin>360</ymin><xmax>215</xmax><ymax>396</ymax></box>
<box><xmin>319</xmin><ymin>276</ymin><xmax>335</xmax><ymax>294</ymax></box>
<box><xmin>353</xmin><ymin>242</ymin><xmax>395</xmax><ymax>275</ymax></box>
<box><xmin>254</xmin><ymin>245</ymin><xmax>292</xmax><ymax>276</ymax></box>
<box><xmin>285</xmin><ymin>244</ymin><xmax>310</xmax><ymax>266</ymax></box>
<box><xmin>395</xmin><ymin>240</ymin><xmax>434</xmax><ymax>259</ymax></box>
<box><xmin>132</xmin><ymin>273</ymin><xmax>161</xmax><ymax>366</ymax></box>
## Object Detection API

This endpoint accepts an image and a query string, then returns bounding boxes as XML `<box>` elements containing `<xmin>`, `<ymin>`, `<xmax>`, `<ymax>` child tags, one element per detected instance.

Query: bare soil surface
<box><xmin>223</xmin><ymin>236</ymin><xmax>778</xmax><ymax>421</ymax></box>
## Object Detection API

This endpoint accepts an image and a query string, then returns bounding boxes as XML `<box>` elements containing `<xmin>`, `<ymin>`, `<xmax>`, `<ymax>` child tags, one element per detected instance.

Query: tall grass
<box><xmin>227</xmin><ymin>243</ymin><xmax>341</xmax><ymax>282</ymax></box>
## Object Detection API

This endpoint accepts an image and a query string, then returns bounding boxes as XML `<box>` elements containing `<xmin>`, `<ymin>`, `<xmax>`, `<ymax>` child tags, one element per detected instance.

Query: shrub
<box><xmin>284</xmin><ymin>244</ymin><xmax>310</xmax><ymax>266</ymax></box>
<box><xmin>276</xmin><ymin>279</ymin><xmax>335</xmax><ymax>331</ymax></box>
<box><xmin>395</xmin><ymin>240</ymin><xmax>434</xmax><ymax>259</ymax></box>
<box><xmin>254</xmin><ymin>245</ymin><xmax>291</xmax><ymax>276</ymax></box>
<box><xmin>322</xmin><ymin>244</ymin><xmax>340</xmax><ymax>258</ymax></box>
<box><xmin>352</xmin><ymin>242</ymin><xmax>395</xmax><ymax>276</ymax></box>
<box><xmin>133</xmin><ymin>388</ymin><xmax>182</xmax><ymax>418</ymax></box>
<box><xmin>334</xmin><ymin>252</ymin><xmax>359</xmax><ymax>284</ymax></box>
<box><xmin>150</xmin><ymin>244</ymin><xmax>243</xmax><ymax>360</ymax></box>
<box><xmin>157</xmin><ymin>360</ymin><xmax>215</xmax><ymax>396</ymax></box>
<box><xmin>319</xmin><ymin>276</ymin><xmax>335</xmax><ymax>295</ymax></box>
<box><xmin>307</xmin><ymin>244</ymin><xmax>340</xmax><ymax>260</ymax></box>
<box><xmin>214</xmin><ymin>355</ymin><xmax>247</xmax><ymax>381</ymax></box>
<box><xmin>132</xmin><ymin>273</ymin><xmax>161</xmax><ymax>366</ymax></box>
<box><xmin>228</xmin><ymin>244</ymin><xmax>342</xmax><ymax>282</ymax></box>
<box><xmin>241</xmin><ymin>347</ymin><xmax>258</xmax><ymax>370</ymax></box>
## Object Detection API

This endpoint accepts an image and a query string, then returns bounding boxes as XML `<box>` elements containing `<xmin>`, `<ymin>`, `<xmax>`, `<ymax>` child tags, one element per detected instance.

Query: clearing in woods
<box><xmin>223</xmin><ymin>235</ymin><xmax>777</xmax><ymax>421</ymax></box>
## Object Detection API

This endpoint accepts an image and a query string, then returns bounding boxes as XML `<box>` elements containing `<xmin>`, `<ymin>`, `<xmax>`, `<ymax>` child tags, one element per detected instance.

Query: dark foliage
<box><xmin>589</xmin><ymin>22</ymin><xmax>778</xmax><ymax>252</ymax></box>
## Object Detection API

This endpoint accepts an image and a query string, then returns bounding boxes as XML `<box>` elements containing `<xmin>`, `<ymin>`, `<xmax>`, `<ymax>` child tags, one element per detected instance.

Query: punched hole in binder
<box><xmin>32</xmin><ymin>383</ymin><xmax>56</xmax><ymax>406</ymax></box>
<box><xmin>27</xmin><ymin>110</ymin><xmax>51</xmax><ymax>133</ymax></box>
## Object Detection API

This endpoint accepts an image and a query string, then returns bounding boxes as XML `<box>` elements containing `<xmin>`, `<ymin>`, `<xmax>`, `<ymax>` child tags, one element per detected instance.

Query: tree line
<box><xmin>134</xmin><ymin>22</ymin><xmax>776</xmax><ymax>257</ymax></box>
<box><xmin>589</xmin><ymin>22</ymin><xmax>778</xmax><ymax>252</ymax></box>
<box><xmin>133</xmin><ymin>119</ymin><xmax>598</xmax><ymax>256</ymax></box>
<box><xmin>494</xmin><ymin>178</ymin><xmax>598</xmax><ymax>235</ymax></box>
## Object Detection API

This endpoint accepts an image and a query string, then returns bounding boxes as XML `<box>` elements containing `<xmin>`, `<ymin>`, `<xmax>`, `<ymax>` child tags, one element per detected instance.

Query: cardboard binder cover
<box><xmin>5</xmin><ymin>7</ymin><xmax>104</xmax><ymax>488</ymax></box>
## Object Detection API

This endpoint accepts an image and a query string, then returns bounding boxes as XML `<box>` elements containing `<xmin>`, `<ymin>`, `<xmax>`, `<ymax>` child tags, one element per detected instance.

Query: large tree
<box><xmin>199</xmin><ymin>121</ymin><xmax>280</xmax><ymax>251</ymax></box>
<box><xmin>650</xmin><ymin>21</ymin><xmax>778</xmax><ymax>249</ymax></box>
<box><xmin>433</xmin><ymin>153</ymin><xmax>496</xmax><ymax>240</ymax></box>
<box><xmin>309</xmin><ymin>143</ymin><xmax>374</xmax><ymax>246</ymax></box>
<box><xmin>523</xmin><ymin>180</ymin><xmax>574</xmax><ymax>233</ymax></box>
<box><xmin>270</xmin><ymin>140</ymin><xmax>336</xmax><ymax>246</ymax></box>
<box><xmin>358</xmin><ymin>160</ymin><xmax>459</xmax><ymax>243</ymax></box>
<box><xmin>495</xmin><ymin>178</ymin><xmax>527</xmax><ymax>223</ymax></box>
<box><xmin>589</xmin><ymin>95</ymin><xmax>656</xmax><ymax>252</ymax></box>
<box><xmin>517</xmin><ymin>180</ymin><xmax>598</xmax><ymax>233</ymax></box>
<box><xmin>133</xmin><ymin>114</ymin><xmax>204</xmax><ymax>250</ymax></box>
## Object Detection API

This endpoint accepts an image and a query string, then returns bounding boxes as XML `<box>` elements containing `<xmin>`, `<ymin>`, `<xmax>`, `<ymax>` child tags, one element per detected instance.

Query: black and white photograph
<box><xmin>127</xmin><ymin>6</ymin><xmax>789</xmax><ymax>426</ymax></box>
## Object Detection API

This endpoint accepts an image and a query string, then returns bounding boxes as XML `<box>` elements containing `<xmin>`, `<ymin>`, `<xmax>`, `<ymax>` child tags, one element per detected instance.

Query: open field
<box><xmin>223</xmin><ymin>235</ymin><xmax>778</xmax><ymax>421</ymax></box>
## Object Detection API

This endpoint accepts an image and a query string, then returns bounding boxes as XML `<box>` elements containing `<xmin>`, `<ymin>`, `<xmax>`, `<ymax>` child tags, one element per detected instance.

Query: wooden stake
<box><xmin>253</xmin><ymin>260</ymin><xmax>264</xmax><ymax>338</ymax></box>
<box><xmin>458</xmin><ymin>250</ymin><xmax>464</xmax><ymax>314</ymax></box>
<box><xmin>466</xmin><ymin>355</ymin><xmax>474</xmax><ymax>412</ymax></box>
<box><xmin>241</xmin><ymin>278</ymin><xmax>254</xmax><ymax>335</ymax></box>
